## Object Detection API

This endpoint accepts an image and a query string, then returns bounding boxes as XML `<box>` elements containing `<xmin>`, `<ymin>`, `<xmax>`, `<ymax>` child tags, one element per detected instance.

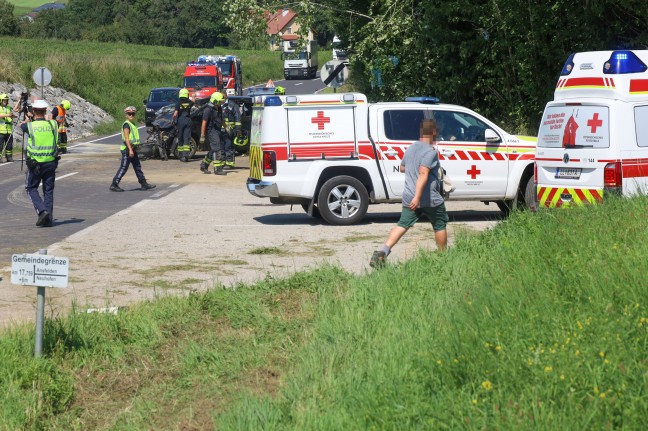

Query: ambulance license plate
<box><xmin>556</xmin><ymin>168</ymin><xmax>581</xmax><ymax>179</ymax></box>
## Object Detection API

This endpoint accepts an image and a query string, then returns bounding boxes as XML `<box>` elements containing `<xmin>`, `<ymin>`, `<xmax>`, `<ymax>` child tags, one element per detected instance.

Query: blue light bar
<box><xmin>603</xmin><ymin>50</ymin><xmax>648</xmax><ymax>74</ymax></box>
<box><xmin>264</xmin><ymin>96</ymin><xmax>283</xmax><ymax>106</ymax></box>
<box><xmin>560</xmin><ymin>53</ymin><xmax>575</xmax><ymax>76</ymax></box>
<box><xmin>405</xmin><ymin>96</ymin><xmax>440</xmax><ymax>104</ymax></box>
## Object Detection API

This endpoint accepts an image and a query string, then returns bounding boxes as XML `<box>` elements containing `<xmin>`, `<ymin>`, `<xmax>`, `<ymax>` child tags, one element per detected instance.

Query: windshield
<box><xmin>538</xmin><ymin>105</ymin><xmax>610</xmax><ymax>148</ymax></box>
<box><xmin>149</xmin><ymin>89</ymin><xmax>178</xmax><ymax>103</ymax></box>
<box><xmin>284</xmin><ymin>52</ymin><xmax>308</xmax><ymax>60</ymax></box>
<box><xmin>183</xmin><ymin>76</ymin><xmax>218</xmax><ymax>89</ymax></box>
<box><xmin>217</xmin><ymin>61</ymin><xmax>232</xmax><ymax>77</ymax></box>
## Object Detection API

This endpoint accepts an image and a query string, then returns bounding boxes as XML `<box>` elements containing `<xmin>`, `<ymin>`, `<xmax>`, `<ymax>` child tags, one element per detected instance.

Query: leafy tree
<box><xmin>0</xmin><ymin>0</ymin><xmax>18</xmax><ymax>35</ymax></box>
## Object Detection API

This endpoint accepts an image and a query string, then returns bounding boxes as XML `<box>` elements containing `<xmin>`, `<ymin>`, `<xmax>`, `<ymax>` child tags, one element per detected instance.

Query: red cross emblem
<box><xmin>467</xmin><ymin>165</ymin><xmax>481</xmax><ymax>179</ymax></box>
<box><xmin>311</xmin><ymin>111</ymin><xmax>331</xmax><ymax>130</ymax></box>
<box><xmin>587</xmin><ymin>113</ymin><xmax>603</xmax><ymax>133</ymax></box>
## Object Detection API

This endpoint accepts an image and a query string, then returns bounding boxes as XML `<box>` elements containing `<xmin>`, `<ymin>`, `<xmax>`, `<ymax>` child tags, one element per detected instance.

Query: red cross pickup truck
<box><xmin>246</xmin><ymin>94</ymin><xmax>537</xmax><ymax>225</ymax></box>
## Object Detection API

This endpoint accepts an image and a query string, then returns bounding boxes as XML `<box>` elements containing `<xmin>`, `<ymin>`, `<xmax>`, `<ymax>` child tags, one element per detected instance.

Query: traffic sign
<box><xmin>11</xmin><ymin>254</ymin><xmax>69</xmax><ymax>288</ymax></box>
<box><xmin>320</xmin><ymin>60</ymin><xmax>349</xmax><ymax>88</ymax></box>
<box><xmin>33</xmin><ymin>67</ymin><xmax>52</xmax><ymax>87</ymax></box>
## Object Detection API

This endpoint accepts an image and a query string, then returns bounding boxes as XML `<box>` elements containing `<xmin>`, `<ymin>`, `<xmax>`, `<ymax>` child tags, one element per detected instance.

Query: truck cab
<box><xmin>283</xmin><ymin>40</ymin><xmax>319</xmax><ymax>80</ymax></box>
<box><xmin>183</xmin><ymin>61</ymin><xmax>223</xmax><ymax>100</ymax></box>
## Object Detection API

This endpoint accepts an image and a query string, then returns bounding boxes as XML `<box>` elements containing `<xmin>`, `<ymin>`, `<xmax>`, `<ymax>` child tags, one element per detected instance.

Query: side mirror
<box><xmin>485</xmin><ymin>128</ymin><xmax>501</xmax><ymax>143</ymax></box>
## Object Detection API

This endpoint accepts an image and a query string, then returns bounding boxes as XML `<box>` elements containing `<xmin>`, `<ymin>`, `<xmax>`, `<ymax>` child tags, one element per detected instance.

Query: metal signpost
<box><xmin>320</xmin><ymin>60</ymin><xmax>349</xmax><ymax>93</ymax></box>
<box><xmin>11</xmin><ymin>250</ymin><xmax>69</xmax><ymax>358</ymax></box>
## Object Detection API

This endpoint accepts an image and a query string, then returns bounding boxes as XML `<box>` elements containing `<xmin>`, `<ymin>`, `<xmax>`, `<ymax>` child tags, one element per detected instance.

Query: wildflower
<box><xmin>495</xmin><ymin>345</ymin><xmax>502</xmax><ymax>352</ymax></box>
<box><xmin>472</xmin><ymin>398</ymin><xmax>478</xmax><ymax>404</ymax></box>
<box><xmin>594</xmin><ymin>387</ymin><xmax>599</xmax><ymax>394</ymax></box>
<box><xmin>604</xmin><ymin>359</ymin><xmax>610</xmax><ymax>365</ymax></box>
<box><xmin>544</xmin><ymin>366</ymin><xmax>553</xmax><ymax>373</ymax></box>
<box><xmin>560</xmin><ymin>374</ymin><xmax>565</xmax><ymax>381</ymax></box>
<box><xmin>600</xmin><ymin>392</ymin><xmax>606</xmax><ymax>399</ymax></box>
<box><xmin>599</xmin><ymin>351</ymin><xmax>605</xmax><ymax>358</ymax></box>
<box><xmin>482</xmin><ymin>380</ymin><xmax>493</xmax><ymax>391</ymax></box>
<box><xmin>436</xmin><ymin>360</ymin><xmax>443</xmax><ymax>366</ymax></box>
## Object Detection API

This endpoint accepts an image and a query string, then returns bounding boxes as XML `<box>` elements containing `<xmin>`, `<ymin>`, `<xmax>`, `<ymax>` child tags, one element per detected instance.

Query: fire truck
<box><xmin>197</xmin><ymin>55</ymin><xmax>243</xmax><ymax>96</ymax></box>
<box><xmin>183</xmin><ymin>60</ymin><xmax>223</xmax><ymax>100</ymax></box>
<box><xmin>246</xmin><ymin>93</ymin><xmax>537</xmax><ymax>225</ymax></box>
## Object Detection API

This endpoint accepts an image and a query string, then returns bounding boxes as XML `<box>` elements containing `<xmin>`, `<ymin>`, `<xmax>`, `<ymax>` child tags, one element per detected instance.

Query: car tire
<box><xmin>317</xmin><ymin>176</ymin><xmax>369</xmax><ymax>225</ymax></box>
<box><xmin>522</xmin><ymin>175</ymin><xmax>537</xmax><ymax>211</ymax></box>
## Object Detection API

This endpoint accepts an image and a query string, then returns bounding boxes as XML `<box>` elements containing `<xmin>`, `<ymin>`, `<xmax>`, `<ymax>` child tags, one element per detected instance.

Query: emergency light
<box><xmin>603</xmin><ymin>51</ymin><xmax>647</xmax><ymax>74</ymax></box>
<box><xmin>560</xmin><ymin>53</ymin><xmax>575</xmax><ymax>76</ymax></box>
<box><xmin>264</xmin><ymin>96</ymin><xmax>283</xmax><ymax>106</ymax></box>
<box><xmin>405</xmin><ymin>96</ymin><xmax>440</xmax><ymax>104</ymax></box>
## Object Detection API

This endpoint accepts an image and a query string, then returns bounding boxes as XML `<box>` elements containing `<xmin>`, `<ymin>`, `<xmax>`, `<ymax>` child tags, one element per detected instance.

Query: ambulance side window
<box><xmin>383</xmin><ymin>110</ymin><xmax>428</xmax><ymax>140</ymax></box>
<box><xmin>635</xmin><ymin>106</ymin><xmax>648</xmax><ymax>147</ymax></box>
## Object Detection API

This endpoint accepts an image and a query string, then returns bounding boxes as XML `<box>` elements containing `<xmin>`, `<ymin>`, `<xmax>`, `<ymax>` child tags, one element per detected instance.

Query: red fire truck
<box><xmin>183</xmin><ymin>61</ymin><xmax>223</xmax><ymax>99</ymax></box>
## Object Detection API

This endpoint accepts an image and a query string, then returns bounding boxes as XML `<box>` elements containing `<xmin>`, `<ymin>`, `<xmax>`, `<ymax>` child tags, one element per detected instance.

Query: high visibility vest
<box><xmin>120</xmin><ymin>120</ymin><xmax>140</xmax><ymax>150</ymax></box>
<box><xmin>0</xmin><ymin>105</ymin><xmax>12</xmax><ymax>134</ymax></box>
<box><xmin>26</xmin><ymin>120</ymin><xmax>58</xmax><ymax>163</ymax></box>
<box><xmin>55</xmin><ymin>106</ymin><xmax>67</xmax><ymax>133</ymax></box>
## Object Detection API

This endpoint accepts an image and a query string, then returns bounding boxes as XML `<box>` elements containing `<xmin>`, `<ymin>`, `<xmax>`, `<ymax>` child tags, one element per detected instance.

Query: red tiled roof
<box><xmin>266</xmin><ymin>8</ymin><xmax>296</xmax><ymax>35</ymax></box>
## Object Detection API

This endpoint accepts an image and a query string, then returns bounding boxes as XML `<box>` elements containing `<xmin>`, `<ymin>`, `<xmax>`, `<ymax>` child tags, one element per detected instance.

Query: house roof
<box><xmin>266</xmin><ymin>8</ymin><xmax>296</xmax><ymax>35</ymax></box>
<box><xmin>33</xmin><ymin>3</ymin><xmax>66</xmax><ymax>12</ymax></box>
<box><xmin>281</xmin><ymin>34</ymin><xmax>299</xmax><ymax>41</ymax></box>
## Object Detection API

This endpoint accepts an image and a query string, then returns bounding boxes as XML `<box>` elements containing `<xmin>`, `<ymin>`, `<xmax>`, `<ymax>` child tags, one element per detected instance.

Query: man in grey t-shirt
<box><xmin>370</xmin><ymin>118</ymin><xmax>449</xmax><ymax>268</ymax></box>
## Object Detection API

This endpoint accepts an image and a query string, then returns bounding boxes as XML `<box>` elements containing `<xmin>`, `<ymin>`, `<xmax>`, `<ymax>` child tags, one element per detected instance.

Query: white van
<box><xmin>536</xmin><ymin>50</ymin><xmax>648</xmax><ymax>207</ymax></box>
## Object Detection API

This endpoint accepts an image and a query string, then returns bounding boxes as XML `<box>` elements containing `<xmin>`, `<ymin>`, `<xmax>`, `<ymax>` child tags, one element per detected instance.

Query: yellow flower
<box><xmin>600</xmin><ymin>392</ymin><xmax>606</xmax><ymax>399</ymax></box>
<box><xmin>594</xmin><ymin>387</ymin><xmax>599</xmax><ymax>394</ymax></box>
<box><xmin>472</xmin><ymin>398</ymin><xmax>478</xmax><ymax>404</ymax></box>
<box><xmin>544</xmin><ymin>366</ymin><xmax>553</xmax><ymax>373</ymax></box>
<box><xmin>436</xmin><ymin>360</ymin><xmax>443</xmax><ymax>366</ymax></box>
<box><xmin>560</xmin><ymin>374</ymin><xmax>565</xmax><ymax>381</ymax></box>
<box><xmin>481</xmin><ymin>380</ymin><xmax>493</xmax><ymax>391</ymax></box>
<box><xmin>495</xmin><ymin>345</ymin><xmax>502</xmax><ymax>351</ymax></box>
<box><xmin>599</xmin><ymin>351</ymin><xmax>605</xmax><ymax>358</ymax></box>
<box><xmin>604</xmin><ymin>359</ymin><xmax>610</xmax><ymax>365</ymax></box>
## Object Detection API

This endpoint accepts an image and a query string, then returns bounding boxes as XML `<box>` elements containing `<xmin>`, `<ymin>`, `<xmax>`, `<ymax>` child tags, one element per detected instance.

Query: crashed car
<box><xmin>141</xmin><ymin>96</ymin><xmax>253</xmax><ymax>160</ymax></box>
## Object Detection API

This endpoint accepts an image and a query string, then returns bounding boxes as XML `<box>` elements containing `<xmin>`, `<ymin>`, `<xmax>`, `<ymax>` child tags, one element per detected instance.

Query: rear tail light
<box><xmin>263</xmin><ymin>151</ymin><xmax>276</xmax><ymax>176</ymax></box>
<box><xmin>603</xmin><ymin>162</ymin><xmax>622</xmax><ymax>188</ymax></box>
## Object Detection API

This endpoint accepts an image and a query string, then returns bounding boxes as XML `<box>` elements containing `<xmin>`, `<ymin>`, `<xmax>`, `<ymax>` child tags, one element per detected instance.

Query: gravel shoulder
<box><xmin>0</xmin><ymin>156</ymin><xmax>503</xmax><ymax>328</ymax></box>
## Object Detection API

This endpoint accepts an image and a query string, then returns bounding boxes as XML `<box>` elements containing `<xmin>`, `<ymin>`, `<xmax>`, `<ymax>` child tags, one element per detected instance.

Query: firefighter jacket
<box><xmin>26</xmin><ymin>119</ymin><xmax>58</xmax><ymax>163</ymax></box>
<box><xmin>223</xmin><ymin>100</ymin><xmax>241</xmax><ymax>135</ymax></box>
<box><xmin>53</xmin><ymin>106</ymin><xmax>68</xmax><ymax>134</ymax></box>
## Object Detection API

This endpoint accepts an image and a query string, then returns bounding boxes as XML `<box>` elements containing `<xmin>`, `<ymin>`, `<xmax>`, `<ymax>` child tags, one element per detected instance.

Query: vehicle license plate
<box><xmin>555</xmin><ymin>167</ymin><xmax>581</xmax><ymax>179</ymax></box>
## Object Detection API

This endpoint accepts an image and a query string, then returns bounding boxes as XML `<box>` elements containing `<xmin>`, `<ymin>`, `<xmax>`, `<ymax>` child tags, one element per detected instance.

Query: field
<box><xmin>1</xmin><ymin>196</ymin><xmax>646</xmax><ymax>429</ymax></box>
<box><xmin>7</xmin><ymin>0</ymin><xmax>68</xmax><ymax>16</ymax></box>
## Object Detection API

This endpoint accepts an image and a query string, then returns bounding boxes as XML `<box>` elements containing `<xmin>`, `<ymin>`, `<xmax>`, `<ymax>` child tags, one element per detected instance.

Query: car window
<box><xmin>434</xmin><ymin>111</ymin><xmax>491</xmax><ymax>142</ymax></box>
<box><xmin>383</xmin><ymin>109</ymin><xmax>433</xmax><ymax>140</ymax></box>
<box><xmin>635</xmin><ymin>105</ymin><xmax>648</xmax><ymax>147</ymax></box>
<box><xmin>184</xmin><ymin>76</ymin><xmax>218</xmax><ymax>88</ymax></box>
<box><xmin>150</xmin><ymin>90</ymin><xmax>178</xmax><ymax>103</ymax></box>
<box><xmin>217</xmin><ymin>61</ymin><xmax>232</xmax><ymax>77</ymax></box>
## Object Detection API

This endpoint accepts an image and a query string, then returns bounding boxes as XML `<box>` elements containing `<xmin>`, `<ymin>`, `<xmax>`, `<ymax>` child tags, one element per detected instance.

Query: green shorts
<box><xmin>397</xmin><ymin>203</ymin><xmax>449</xmax><ymax>232</ymax></box>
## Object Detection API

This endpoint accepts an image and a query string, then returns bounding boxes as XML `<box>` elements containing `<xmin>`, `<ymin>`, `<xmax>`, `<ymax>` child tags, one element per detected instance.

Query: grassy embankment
<box><xmin>0</xmin><ymin>36</ymin><xmax>326</xmax><ymax>134</ymax></box>
<box><xmin>1</xmin><ymin>196</ymin><xmax>646</xmax><ymax>429</ymax></box>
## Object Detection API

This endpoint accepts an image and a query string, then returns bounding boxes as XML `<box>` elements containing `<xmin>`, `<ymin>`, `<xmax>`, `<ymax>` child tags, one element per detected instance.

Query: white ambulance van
<box><xmin>536</xmin><ymin>50</ymin><xmax>648</xmax><ymax>207</ymax></box>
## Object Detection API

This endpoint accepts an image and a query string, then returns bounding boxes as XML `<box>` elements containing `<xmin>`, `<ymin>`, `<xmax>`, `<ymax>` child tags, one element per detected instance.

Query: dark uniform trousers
<box><xmin>112</xmin><ymin>147</ymin><xmax>146</xmax><ymax>186</ymax></box>
<box><xmin>26</xmin><ymin>160</ymin><xmax>56</xmax><ymax>219</ymax></box>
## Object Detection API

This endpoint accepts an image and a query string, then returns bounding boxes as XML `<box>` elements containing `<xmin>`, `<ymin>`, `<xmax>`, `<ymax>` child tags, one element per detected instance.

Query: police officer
<box><xmin>110</xmin><ymin>106</ymin><xmax>156</xmax><ymax>192</ymax></box>
<box><xmin>0</xmin><ymin>93</ymin><xmax>15</xmax><ymax>162</ymax></box>
<box><xmin>221</xmin><ymin>94</ymin><xmax>241</xmax><ymax>170</ymax></box>
<box><xmin>50</xmin><ymin>99</ymin><xmax>71</xmax><ymax>154</ymax></box>
<box><xmin>172</xmin><ymin>88</ymin><xmax>193</xmax><ymax>162</ymax></box>
<box><xmin>22</xmin><ymin>100</ymin><xmax>58</xmax><ymax>227</ymax></box>
<box><xmin>199</xmin><ymin>92</ymin><xmax>225</xmax><ymax>175</ymax></box>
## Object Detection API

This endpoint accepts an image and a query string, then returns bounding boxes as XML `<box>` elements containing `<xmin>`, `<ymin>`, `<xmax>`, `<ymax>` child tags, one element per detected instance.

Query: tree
<box><xmin>0</xmin><ymin>0</ymin><xmax>19</xmax><ymax>35</ymax></box>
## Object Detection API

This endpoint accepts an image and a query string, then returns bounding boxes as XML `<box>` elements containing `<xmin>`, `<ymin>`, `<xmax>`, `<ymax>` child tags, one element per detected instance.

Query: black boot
<box><xmin>140</xmin><ymin>182</ymin><xmax>156</xmax><ymax>190</ymax></box>
<box><xmin>110</xmin><ymin>183</ymin><xmax>124</xmax><ymax>192</ymax></box>
<box><xmin>200</xmin><ymin>161</ymin><xmax>209</xmax><ymax>173</ymax></box>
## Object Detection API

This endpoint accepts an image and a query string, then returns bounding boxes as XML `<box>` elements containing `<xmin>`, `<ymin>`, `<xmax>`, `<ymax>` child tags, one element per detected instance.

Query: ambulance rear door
<box><xmin>536</xmin><ymin>103</ymin><xmax>611</xmax><ymax>207</ymax></box>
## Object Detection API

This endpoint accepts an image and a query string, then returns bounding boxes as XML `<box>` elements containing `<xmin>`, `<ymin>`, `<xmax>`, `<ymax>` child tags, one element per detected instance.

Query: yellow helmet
<box><xmin>61</xmin><ymin>100</ymin><xmax>71</xmax><ymax>110</ymax></box>
<box><xmin>274</xmin><ymin>86</ymin><xmax>285</xmax><ymax>95</ymax></box>
<box><xmin>210</xmin><ymin>92</ymin><xmax>224</xmax><ymax>104</ymax></box>
<box><xmin>179</xmin><ymin>88</ymin><xmax>189</xmax><ymax>98</ymax></box>
<box><xmin>0</xmin><ymin>93</ymin><xmax>8</xmax><ymax>101</ymax></box>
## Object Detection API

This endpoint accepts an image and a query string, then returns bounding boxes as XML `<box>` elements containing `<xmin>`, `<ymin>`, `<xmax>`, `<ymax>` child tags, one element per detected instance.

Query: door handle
<box><xmin>440</xmin><ymin>149</ymin><xmax>455</xmax><ymax>157</ymax></box>
<box><xmin>384</xmin><ymin>150</ymin><xmax>398</xmax><ymax>156</ymax></box>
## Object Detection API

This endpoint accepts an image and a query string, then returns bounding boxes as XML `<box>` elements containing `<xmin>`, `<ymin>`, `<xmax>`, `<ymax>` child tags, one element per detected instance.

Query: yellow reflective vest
<box><xmin>26</xmin><ymin>119</ymin><xmax>58</xmax><ymax>163</ymax></box>
<box><xmin>120</xmin><ymin>120</ymin><xmax>140</xmax><ymax>151</ymax></box>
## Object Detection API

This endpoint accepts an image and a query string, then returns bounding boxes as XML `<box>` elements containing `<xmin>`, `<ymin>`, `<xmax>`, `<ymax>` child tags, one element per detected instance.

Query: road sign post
<box><xmin>320</xmin><ymin>60</ymin><xmax>349</xmax><ymax>93</ymax></box>
<box><xmin>11</xmin><ymin>250</ymin><xmax>69</xmax><ymax>358</ymax></box>
<box><xmin>32</xmin><ymin>67</ymin><xmax>52</xmax><ymax>100</ymax></box>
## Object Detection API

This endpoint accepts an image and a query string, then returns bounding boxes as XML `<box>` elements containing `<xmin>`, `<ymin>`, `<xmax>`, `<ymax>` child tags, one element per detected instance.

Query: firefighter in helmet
<box><xmin>0</xmin><ymin>93</ymin><xmax>16</xmax><ymax>162</ymax></box>
<box><xmin>199</xmin><ymin>91</ymin><xmax>225</xmax><ymax>174</ymax></box>
<box><xmin>172</xmin><ymin>88</ymin><xmax>193</xmax><ymax>162</ymax></box>
<box><xmin>50</xmin><ymin>99</ymin><xmax>71</xmax><ymax>154</ymax></box>
<box><xmin>274</xmin><ymin>86</ymin><xmax>285</xmax><ymax>95</ymax></box>
<box><xmin>220</xmin><ymin>93</ymin><xmax>241</xmax><ymax>170</ymax></box>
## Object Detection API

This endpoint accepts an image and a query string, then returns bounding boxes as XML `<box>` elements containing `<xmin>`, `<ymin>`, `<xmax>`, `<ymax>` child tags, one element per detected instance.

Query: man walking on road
<box><xmin>370</xmin><ymin>118</ymin><xmax>448</xmax><ymax>268</ymax></box>
<box><xmin>110</xmin><ymin>106</ymin><xmax>156</xmax><ymax>192</ymax></box>
<box><xmin>21</xmin><ymin>99</ymin><xmax>59</xmax><ymax>227</ymax></box>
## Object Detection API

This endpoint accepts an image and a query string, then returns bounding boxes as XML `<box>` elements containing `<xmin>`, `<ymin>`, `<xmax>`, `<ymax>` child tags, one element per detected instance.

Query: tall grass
<box><xmin>2</xmin><ymin>197</ymin><xmax>645</xmax><ymax>429</ymax></box>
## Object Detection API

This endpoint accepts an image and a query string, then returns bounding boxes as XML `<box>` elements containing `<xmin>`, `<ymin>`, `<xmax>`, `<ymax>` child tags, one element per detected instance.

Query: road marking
<box><xmin>57</xmin><ymin>172</ymin><xmax>79</xmax><ymax>180</ymax></box>
<box><xmin>0</xmin><ymin>162</ymin><xmax>14</xmax><ymax>168</ymax></box>
<box><xmin>295</xmin><ymin>83</ymin><xmax>303</xmax><ymax>86</ymax></box>
<box><xmin>68</xmin><ymin>126</ymin><xmax>147</xmax><ymax>148</ymax></box>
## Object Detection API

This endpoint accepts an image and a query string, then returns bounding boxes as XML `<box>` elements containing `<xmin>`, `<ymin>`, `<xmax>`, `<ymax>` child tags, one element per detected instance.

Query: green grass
<box><xmin>7</xmin><ymin>0</ymin><xmax>68</xmax><ymax>16</ymax></box>
<box><xmin>1</xmin><ymin>199</ymin><xmax>646</xmax><ymax>429</ymax></box>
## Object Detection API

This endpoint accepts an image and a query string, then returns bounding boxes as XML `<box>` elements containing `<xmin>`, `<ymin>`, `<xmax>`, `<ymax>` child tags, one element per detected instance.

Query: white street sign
<box><xmin>33</xmin><ymin>67</ymin><xmax>52</xmax><ymax>87</ymax></box>
<box><xmin>320</xmin><ymin>60</ymin><xmax>349</xmax><ymax>88</ymax></box>
<box><xmin>11</xmin><ymin>254</ymin><xmax>69</xmax><ymax>288</ymax></box>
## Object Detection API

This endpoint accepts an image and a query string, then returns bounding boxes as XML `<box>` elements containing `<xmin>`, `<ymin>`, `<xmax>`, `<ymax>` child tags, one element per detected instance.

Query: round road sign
<box><xmin>320</xmin><ymin>60</ymin><xmax>349</xmax><ymax>88</ymax></box>
<box><xmin>33</xmin><ymin>67</ymin><xmax>52</xmax><ymax>87</ymax></box>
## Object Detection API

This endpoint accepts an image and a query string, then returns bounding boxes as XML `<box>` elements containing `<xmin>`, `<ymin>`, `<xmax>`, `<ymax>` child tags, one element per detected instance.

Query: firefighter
<box><xmin>172</xmin><ymin>88</ymin><xmax>193</xmax><ymax>162</ymax></box>
<box><xmin>0</xmin><ymin>93</ymin><xmax>16</xmax><ymax>162</ymax></box>
<box><xmin>221</xmin><ymin>94</ymin><xmax>241</xmax><ymax>170</ymax></box>
<box><xmin>199</xmin><ymin>92</ymin><xmax>225</xmax><ymax>174</ymax></box>
<box><xmin>50</xmin><ymin>99</ymin><xmax>71</xmax><ymax>154</ymax></box>
<box><xmin>274</xmin><ymin>86</ymin><xmax>285</xmax><ymax>95</ymax></box>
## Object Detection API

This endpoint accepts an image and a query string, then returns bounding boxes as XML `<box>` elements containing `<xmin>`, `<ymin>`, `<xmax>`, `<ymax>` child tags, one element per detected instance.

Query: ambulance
<box><xmin>536</xmin><ymin>50</ymin><xmax>648</xmax><ymax>207</ymax></box>
<box><xmin>246</xmin><ymin>93</ymin><xmax>537</xmax><ymax>225</ymax></box>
